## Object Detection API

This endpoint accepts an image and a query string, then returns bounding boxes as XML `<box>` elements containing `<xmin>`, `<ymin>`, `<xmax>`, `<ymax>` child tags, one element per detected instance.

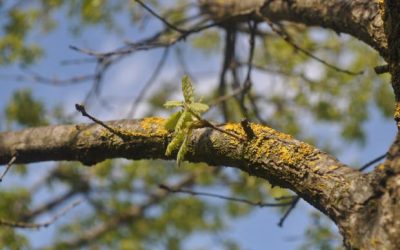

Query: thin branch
<box><xmin>255</xmin><ymin>10</ymin><xmax>363</xmax><ymax>76</ymax></box>
<box><xmin>175</xmin><ymin>46</ymin><xmax>196</xmax><ymax>81</ymax></box>
<box><xmin>359</xmin><ymin>153</ymin><xmax>387</xmax><ymax>171</ymax></box>
<box><xmin>186</xmin><ymin>105</ymin><xmax>245</xmax><ymax>141</ymax></box>
<box><xmin>0</xmin><ymin>72</ymin><xmax>93</xmax><ymax>86</ymax></box>
<box><xmin>22</xmin><ymin>189</ymin><xmax>79</xmax><ymax>221</ymax></box>
<box><xmin>159</xmin><ymin>184</ymin><xmax>295</xmax><ymax>208</ymax></box>
<box><xmin>244</xmin><ymin>20</ymin><xmax>257</xmax><ymax>88</ymax></box>
<box><xmin>0</xmin><ymin>155</ymin><xmax>16</xmax><ymax>182</ymax></box>
<box><xmin>134</xmin><ymin>0</ymin><xmax>186</xmax><ymax>33</ymax></box>
<box><xmin>75</xmin><ymin>104</ymin><xmax>128</xmax><ymax>140</ymax></box>
<box><xmin>278</xmin><ymin>196</ymin><xmax>300</xmax><ymax>227</ymax></box>
<box><xmin>374</xmin><ymin>64</ymin><xmax>389</xmax><ymax>74</ymax></box>
<box><xmin>240</xmin><ymin>118</ymin><xmax>256</xmax><ymax>139</ymax></box>
<box><xmin>126</xmin><ymin>47</ymin><xmax>170</xmax><ymax>118</ymax></box>
<box><xmin>218</xmin><ymin>27</ymin><xmax>237</xmax><ymax>121</ymax></box>
<box><xmin>248</xmin><ymin>92</ymin><xmax>269</xmax><ymax>125</ymax></box>
<box><xmin>274</xmin><ymin>195</ymin><xmax>298</xmax><ymax>201</ymax></box>
<box><xmin>208</xmin><ymin>85</ymin><xmax>248</xmax><ymax>107</ymax></box>
<box><xmin>54</xmin><ymin>171</ymin><xmax>206</xmax><ymax>248</ymax></box>
<box><xmin>238</xmin><ymin>20</ymin><xmax>258</xmax><ymax>119</ymax></box>
<box><xmin>0</xmin><ymin>200</ymin><xmax>81</xmax><ymax>229</ymax></box>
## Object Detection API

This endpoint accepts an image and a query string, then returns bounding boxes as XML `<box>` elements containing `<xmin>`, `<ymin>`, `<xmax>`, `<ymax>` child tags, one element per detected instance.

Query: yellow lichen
<box><xmin>244</xmin><ymin>124</ymin><xmax>316</xmax><ymax>167</ymax></box>
<box><xmin>395</xmin><ymin>103</ymin><xmax>400</xmax><ymax>122</ymax></box>
<box><xmin>313</xmin><ymin>165</ymin><xmax>321</xmax><ymax>172</ymax></box>
<box><xmin>328</xmin><ymin>165</ymin><xmax>340</xmax><ymax>172</ymax></box>
<box><xmin>139</xmin><ymin>117</ymin><xmax>168</xmax><ymax>136</ymax></box>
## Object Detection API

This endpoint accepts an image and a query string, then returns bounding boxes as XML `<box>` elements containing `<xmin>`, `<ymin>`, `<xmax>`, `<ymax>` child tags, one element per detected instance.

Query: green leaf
<box><xmin>177</xmin><ymin>135</ymin><xmax>188</xmax><ymax>167</ymax></box>
<box><xmin>165</xmin><ymin>111</ymin><xmax>183</xmax><ymax>131</ymax></box>
<box><xmin>164</xmin><ymin>100</ymin><xmax>184</xmax><ymax>108</ymax></box>
<box><xmin>165</xmin><ymin>130</ymin><xmax>185</xmax><ymax>156</ymax></box>
<box><xmin>175</xmin><ymin>111</ymin><xmax>192</xmax><ymax>132</ymax></box>
<box><xmin>189</xmin><ymin>102</ymin><xmax>209</xmax><ymax>114</ymax></box>
<box><xmin>182</xmin><ymin>75</ymin><xmax>194</xmax><ymax>103</ymax></box>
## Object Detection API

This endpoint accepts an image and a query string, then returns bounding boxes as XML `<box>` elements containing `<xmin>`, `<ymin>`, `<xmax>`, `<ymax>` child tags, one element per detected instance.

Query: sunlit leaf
<box><xmin>189</xmin><ymin>102</ymin><xmax>209</xmax><ymax>114</ymax></box>
<box><xmin>166</xmin><ymin>130</ymin><xmax>186</xmax><ymax>156</ymax></box>
<box><xmin>165</xmin><ymin>111</ymin><xmax>183</xmax><ymax>131</ymax></box>
<box><xmin>177</xmin><ymin>133</ymin><xmax>189</xmax><ymax>167</ymax></box>
<box><xmin>175</xmin><ymin>111</ymin><xmax>192</xmax><ymax>132</ymax></box>
<box><xmin>164</xmin><ymin>100</ymin><xmax>184</xmax><ymax>108</ymax></box>
<box><xmin>182</xmin><ymin>75</ymin><xmax>194</xmax><ymax>103</ymax></box>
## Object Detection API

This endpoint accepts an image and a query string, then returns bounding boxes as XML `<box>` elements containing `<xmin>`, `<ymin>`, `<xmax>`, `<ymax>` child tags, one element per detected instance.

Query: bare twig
<box><xmin>0</xmin><ymin>72</ymin><xmax>93</xmax><ymax>86</ymax></box>
<box><xmin>0</xmin><ymin>200</ymin><xmax>81</xmax><ymax>229</ymax></box>
<box><xmin>134</xmin><ymin>0</ymin><xmax>186</xmax><ymax>33</ymax></box>
<box><xmin>186</xmin><ymin>105</ymin><xmax>245</xmax><ymax>141</ymax></box>
<box><xmin>359</xmin><ymin>153</ymin><xmax>387</xmax><ymax>171</ymax></box>
<box><xmin>75</xmin><ymin>104</ymin><xmax>128</xmax><ymax>139</ymax></box>
<box><xmin>127</xmin><ymin>47</ymin><xmax>170</xmax><ymax>117</ymax></box>
<box><xmin>159</xmin><ymin>184</ymin><xmax>295</xmax><ymax>208</ymax></box>
<box><xmin>0</xmin><ymin>155</ymin><xmax>17</xmax><ymax>182</ymax></box>
<box><xmin>22</xmin><ymin>189</ymin><xmax>79</xmax><ymax>221</ymax></box>
<box><xmin>243</xmin><ymin>20</ymin><xmax>257</xmax><ymax>90</ymax></box>
<box><xmin>218</xmin><ymin>27</ymin><xmax>237</xmax><ymax>121</ymax></box>
<box><xmin>255</xmin><ymin>10</ymin><xmax>363</xmax><ymax>76</ymax></box>
<box><xmin>374</xmin><ymin>64</ymin><xmax>389</xmax><ymax>74</ymax></box>
<box><xmin>240</xmin><ymin>118</ymin><xmax>256</xmax><ymax>139</ymax></box>
<box><xmin>53</xmin><ymin>170</ymin><xmax>209</xmax><ymax>248</ymax></box>
<box><xmin>208</xmin><ymin>85</ymin><xmax>248</xmax><ymax>107</ymax></box>
<box><xmin>278</xmin><ymin>196</ymin><xmax>300</xmax><ymax>227</ymax></box>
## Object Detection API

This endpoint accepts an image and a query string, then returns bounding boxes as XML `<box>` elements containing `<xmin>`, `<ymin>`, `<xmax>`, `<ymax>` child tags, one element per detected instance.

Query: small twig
<box><xmin>208</xmin><ymin>86</ymin><xmax>248</xmax><ymax>107</ymax></box>
<box><xmin>218</xmin><ymin>27</ymin><xmax>237</xmax><ymax>122</ymax></box>
<box><xmin>159</xmin><ymin>184</ymin><xmax>295</xmax><ymax>207</ymax></box>
<box><xmin>127</xmin><ymin>47</ymin><xmax>170</xmax><ymax>117</ymax></box>
<box><xmin>0</xmin><ymin>200</ymin><xmax>81</xmax><ymax>229</ymax></box>
<box><xmin>278</xmin><ymin>196</ymin><xmax>300</xmax><ymax>227</ymax></box>
<box><xmin>359</xmin><ymin>153</ymin><xmax>387</xmax><ymax>171</ymax></box>
<box><xmin>75</xmin><ymin>104</ymin><xmax>128</xmax><ymax>139</ymax></box>
<box><xmin>0</xmin><ymin>72</ymin><xmax>94</xmax><ymax>86</ymax></box>
<box><xmin>240</xmin><ymin>118</ymin><xmax>256</xmax><ymax>139</ymax></box>
<box><xmin>0</xmin><ymin>155</ymin><xmax>17</xmax><ymax>182</ymax></box>
<box><xmin>274</xmin><ymin>195</ymin><xmax>298</xmax><ymax>201</ymax></box>
<box><xmin>243</xmin><ymin>20</ymin><xmax>257</xmax><ymax>90</ymax></box>
<box><xmin>374</xmin><ymin>64</ymin><xmax>389</xmax><ymax>74</ymax></box>
<box><xmin>255</xmin><ymin>10</ymin><xmax>363</xmax><ymax>76</ymax></box>
<box><xmin>134</xmin><ymin>0</ymin><xmax>186</xmax><ymax>33</ymax></box>
<box><xmin>186</xmin><ymin>105</ymin><xmax>245</xmax><ymax>141</ymax></box>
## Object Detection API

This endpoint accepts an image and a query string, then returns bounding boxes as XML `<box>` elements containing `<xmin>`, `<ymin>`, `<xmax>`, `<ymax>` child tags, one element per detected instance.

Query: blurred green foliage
<box><xmin>5</xmin><ymin>88</ymin><xmax>48</xmax><ymax>128</ymax></box>
<box><xmin>300</xmin><ymin>212</ymin><xmax>344</xmax><ymax>250</ymax></box>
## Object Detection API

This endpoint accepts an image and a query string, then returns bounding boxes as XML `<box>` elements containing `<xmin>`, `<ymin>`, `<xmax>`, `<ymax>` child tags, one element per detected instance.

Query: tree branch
<box><xmin>0</xmin><ymin>118</ymin><xmax>372</xmax><ymax>224</ymax></box>
<box><xmin>200</xmin><ymin>0</ymin><xmax>387</xmax><ymax>57</ymax></box>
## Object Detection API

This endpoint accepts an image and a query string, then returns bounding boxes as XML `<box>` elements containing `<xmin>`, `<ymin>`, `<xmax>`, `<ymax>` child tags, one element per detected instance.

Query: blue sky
<box><xmin>0</xmin><ymin>4</ymin><xmax>396</xmax><ymax>249</ymax></box>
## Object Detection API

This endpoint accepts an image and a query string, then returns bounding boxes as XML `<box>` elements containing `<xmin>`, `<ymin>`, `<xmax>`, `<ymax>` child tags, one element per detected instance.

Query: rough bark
<box><xmin>200</xmin><ymin>0</ymin><xmax>387</xmax><ymax>57</ymax></box>
<box><xmin>0</xmin><ymin>118</ymin><xmax>378</xmax><ymax>248</ymax></box>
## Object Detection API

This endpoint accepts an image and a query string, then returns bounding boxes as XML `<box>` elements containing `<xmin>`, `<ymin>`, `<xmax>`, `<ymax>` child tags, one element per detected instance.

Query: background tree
<box><xmin>0</xmin><ymin>0</ymin><xmax>398</xmax><ymax>249</ymax></box>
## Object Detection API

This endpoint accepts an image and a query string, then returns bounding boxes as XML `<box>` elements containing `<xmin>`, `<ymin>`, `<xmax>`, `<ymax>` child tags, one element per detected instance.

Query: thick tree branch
<box><xmin>0</xmin><ymin>118</ymin><xmax>373</xmax><ymax>227</ymax></box>
<box><xmin>200</xmin><ymin>0</ymin><xmax>387</xmax><ymax>57</ymax></box>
